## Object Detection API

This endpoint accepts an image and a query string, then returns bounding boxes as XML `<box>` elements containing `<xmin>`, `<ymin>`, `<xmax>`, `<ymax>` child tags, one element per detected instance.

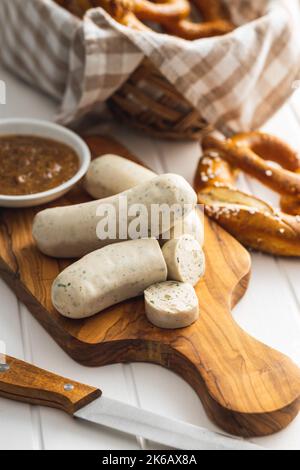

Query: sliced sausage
<box><xmin>144</xmin><ymin>281</ymin><xmax>199</xmax><ymax>329</ymax></box>
<box><xmin>162</xmin><ymin>234</ymin><xmax>205</xmax><ymax>286</ymax></box>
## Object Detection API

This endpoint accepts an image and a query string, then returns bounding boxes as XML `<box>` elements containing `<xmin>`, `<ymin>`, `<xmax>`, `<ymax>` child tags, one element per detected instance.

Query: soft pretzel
<box><xmin>193</xmin><ymin>0</ymin><xmax>228</xmax><ymax>22</ymax></box>
<box><xmin>195</xmin><ymin>133</ymin><xmax>300</xmax><ymax>257</ymax></box>
<box><xmin>230</xmin><ymin>132</ymin><xmax>300</xmax><ymax>217</ymax></box>
<box><xmin>281</xmin><ymin>192</ymin><xmax>300</xmax><ymax>216</ymax></box>
<box><xmin>56</xmin><ymin>0</ymin><xmax>190</xmax><ymax>22</ymax></box>
<box><xmin>56</xmin><ymin>0</ymin><xmax>235</xmax><ymax>39</ymax></box>
<box><xmin>163</xmin><ymin>0</ymin><xmax>234</xmax><ymax>40</ymax></box>
<box><xmin>55</xmin><ymin>0</ymin><xmax>93</xmax><ymax>17</ymax></box>
<box><xmin>133</xmin><ymin>0</ymin><xmax>191</xmax><ymax>23</ymax></box>
<box><xmin>64</xmin><ymin>0</ymin><xmax>152</xmax><ymax>29</ymax></box>
<box><xmin>56</xmin><ymin>0</ymin><xmax>150</xmax><ymax>30</ymax></box>
<box><xmin>94</xmin><ymin>0</ymin><xmax>152</xmax><ymax>30</ymax></box>
<box><xmin>203</xmin><ymin>134</ymin><xmax>300</xmax><ymax>197</ymax></box>
<box><xmin>164</xmin><ymin>18</ymin><xmax>234</xmax><ymax>40</ymax></box>
<box><xmin>230</xmin><ymin>132</ymin><xmax>300</xmax><ymax>171</ymax></box>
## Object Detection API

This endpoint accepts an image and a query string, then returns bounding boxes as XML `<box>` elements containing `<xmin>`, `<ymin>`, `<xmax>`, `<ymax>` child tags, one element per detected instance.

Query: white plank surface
<box><xmin>0</xmin><ymin>65</ymin><xmax>300</xmax><ymax>450</ymax></box>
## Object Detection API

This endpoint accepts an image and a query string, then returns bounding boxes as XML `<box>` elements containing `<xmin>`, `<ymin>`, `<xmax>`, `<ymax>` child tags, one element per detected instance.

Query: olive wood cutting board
<box><xmin>0</xmin><ymin>135</ymin><xmax>300</xmax><ymax>438</ymax></box>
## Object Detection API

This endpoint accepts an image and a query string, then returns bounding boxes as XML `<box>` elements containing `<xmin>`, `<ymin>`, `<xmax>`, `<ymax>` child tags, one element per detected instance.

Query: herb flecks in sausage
<box><xmin>33</xmin><ymin>174</ymin><xmax>197</xmax><ymax>258</ymax></box>
<box><xmin>162</xmin><ymin>234</ymin><xmax>205</xmax><ymax>286</ymax></box>
<box><xmin>144</xmin><ymin>281</ymin><xmax>199</xmax><ymax>329</ymax></box>
<box><xmin>51</xmin><ymin>239</ymin><xmax>167</xmax><ymax>319</ymax></box>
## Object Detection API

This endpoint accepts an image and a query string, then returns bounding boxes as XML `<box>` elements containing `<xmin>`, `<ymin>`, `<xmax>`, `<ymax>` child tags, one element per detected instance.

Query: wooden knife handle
<box><xmin>0</xmin><ymin>356</ymin><xmax>101</xmax><ymax>415</ymax></box>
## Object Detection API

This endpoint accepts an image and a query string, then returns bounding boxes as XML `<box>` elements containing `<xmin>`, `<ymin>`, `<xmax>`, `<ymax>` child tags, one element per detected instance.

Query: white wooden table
<box><xmin>0</xmin><ymin>65</ymin><xmax>300</xmax><ymax>450</ymax></box>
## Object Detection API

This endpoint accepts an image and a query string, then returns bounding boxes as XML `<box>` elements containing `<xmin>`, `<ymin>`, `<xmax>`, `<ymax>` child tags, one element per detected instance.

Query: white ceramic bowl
<box><xmin>0</xmin><ymin>119</ymin><xmax>91</xmax><ymax>208</ymax></box>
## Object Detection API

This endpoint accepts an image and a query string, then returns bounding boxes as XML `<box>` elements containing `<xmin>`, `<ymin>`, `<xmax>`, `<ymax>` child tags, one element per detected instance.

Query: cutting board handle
<box><xmin>0</xmin><ymin>356</ymin><xmax>101</xmax><ymax>415</ymax></box>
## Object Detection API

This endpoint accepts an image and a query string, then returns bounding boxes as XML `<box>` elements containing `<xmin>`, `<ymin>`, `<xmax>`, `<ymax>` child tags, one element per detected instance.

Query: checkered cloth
<box><xmin>1</xmin><ymin>0</ymin><xmax>300</xmax><ymax>135</ymax></box>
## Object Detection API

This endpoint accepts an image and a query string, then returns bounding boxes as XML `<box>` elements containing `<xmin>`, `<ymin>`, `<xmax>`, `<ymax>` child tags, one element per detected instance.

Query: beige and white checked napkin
<box><xmin>1</xmin><ymin>0</ymin><xmax>300</xmax><ymax>135</ymax></box>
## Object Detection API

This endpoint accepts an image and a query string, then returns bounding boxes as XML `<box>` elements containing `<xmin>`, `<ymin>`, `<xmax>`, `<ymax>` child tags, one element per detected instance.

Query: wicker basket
<box><xmin>108</xmin><ymin>59</ymin><xmax>212</xmax><ymax>140</ymax></box>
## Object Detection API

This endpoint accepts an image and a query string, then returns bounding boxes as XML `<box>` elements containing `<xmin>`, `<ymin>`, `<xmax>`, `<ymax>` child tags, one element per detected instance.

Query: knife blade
<box><xmin>0</xmin><ymin>356</ymin><xmax>263</xmax><ymax>450</ymax></box>
<box><xmin>75</xmin><ymin>395</ymin><xmax>263</xmax><ymax>450</ymax></box>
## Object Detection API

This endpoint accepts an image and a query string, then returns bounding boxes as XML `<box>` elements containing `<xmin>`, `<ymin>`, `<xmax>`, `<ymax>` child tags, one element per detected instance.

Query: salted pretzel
<box><xmin>230</xmin><ymin>132</ymin><xmax>300</xmax><ymax>217</ymax></box>
<box><xmin>281</xmin><ymin>193</ymin><xmax>300</xmax><ymax>216</ymax></box>
<box><xmin>203</xmin><ymin>133</ymin><xmax>300</xmax><ymax>197</ymax></box>
<box><xmin>56</xmin><ymin>0</ymin><xmax>235</xmax><ymax>39</ymax></box>
<box><xmin>194</xmin><ymin>132</ymin><xmax>300</xmax><ymax>257</ymax></box>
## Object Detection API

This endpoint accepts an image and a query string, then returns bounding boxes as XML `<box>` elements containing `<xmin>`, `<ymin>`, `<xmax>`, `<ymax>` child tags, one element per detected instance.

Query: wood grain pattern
<box><xmin>0</xmin><ymin>135</ymin><xmax>300</xmax><ymax>437</ymax></box>
<box><xmin>0</xmin><ymin>356</ymin><xmax>101</xmax><ymax>415</ymax></box>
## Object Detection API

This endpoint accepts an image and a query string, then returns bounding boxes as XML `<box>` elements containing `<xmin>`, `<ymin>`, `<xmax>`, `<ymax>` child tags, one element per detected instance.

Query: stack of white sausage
<box><xmin>33</xmin><ymin>155</ymin><xmax>206</xmax><ymax>329</ymax></box>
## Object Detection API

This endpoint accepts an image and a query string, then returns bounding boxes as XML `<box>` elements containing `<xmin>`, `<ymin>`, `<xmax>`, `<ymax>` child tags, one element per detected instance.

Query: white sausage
<box><xmin>52</xmin><ymin>239</ymin><xmax>167</xmax><ymax>319</ymax></box>
<box><xmin>84</xmin><ymin>155</ymin><xmax>204</xmax><ymax>247</ymax></box>
<box><xmin>84</xmin><ymin>154</ymin><xmax>156</xmax><ymax>199</ymax></box>
<box><xmin>161</xmin><ymin>209</ymin><xmax>204</xmax><ymax>247</ymax></box>
<box><xmin>162</xmin><ymin>234</ymin><xmax>205</xmax><ymax>286</ymax></box>
<box><xmin>33</xmin><ymin>174</ymin><xmax>197</xmax><ymax>258</ymax></box>
<box><xmin>144</xmin><ymin>281</ymin><xmax>199</xmax><ymax>329</ymax></box>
